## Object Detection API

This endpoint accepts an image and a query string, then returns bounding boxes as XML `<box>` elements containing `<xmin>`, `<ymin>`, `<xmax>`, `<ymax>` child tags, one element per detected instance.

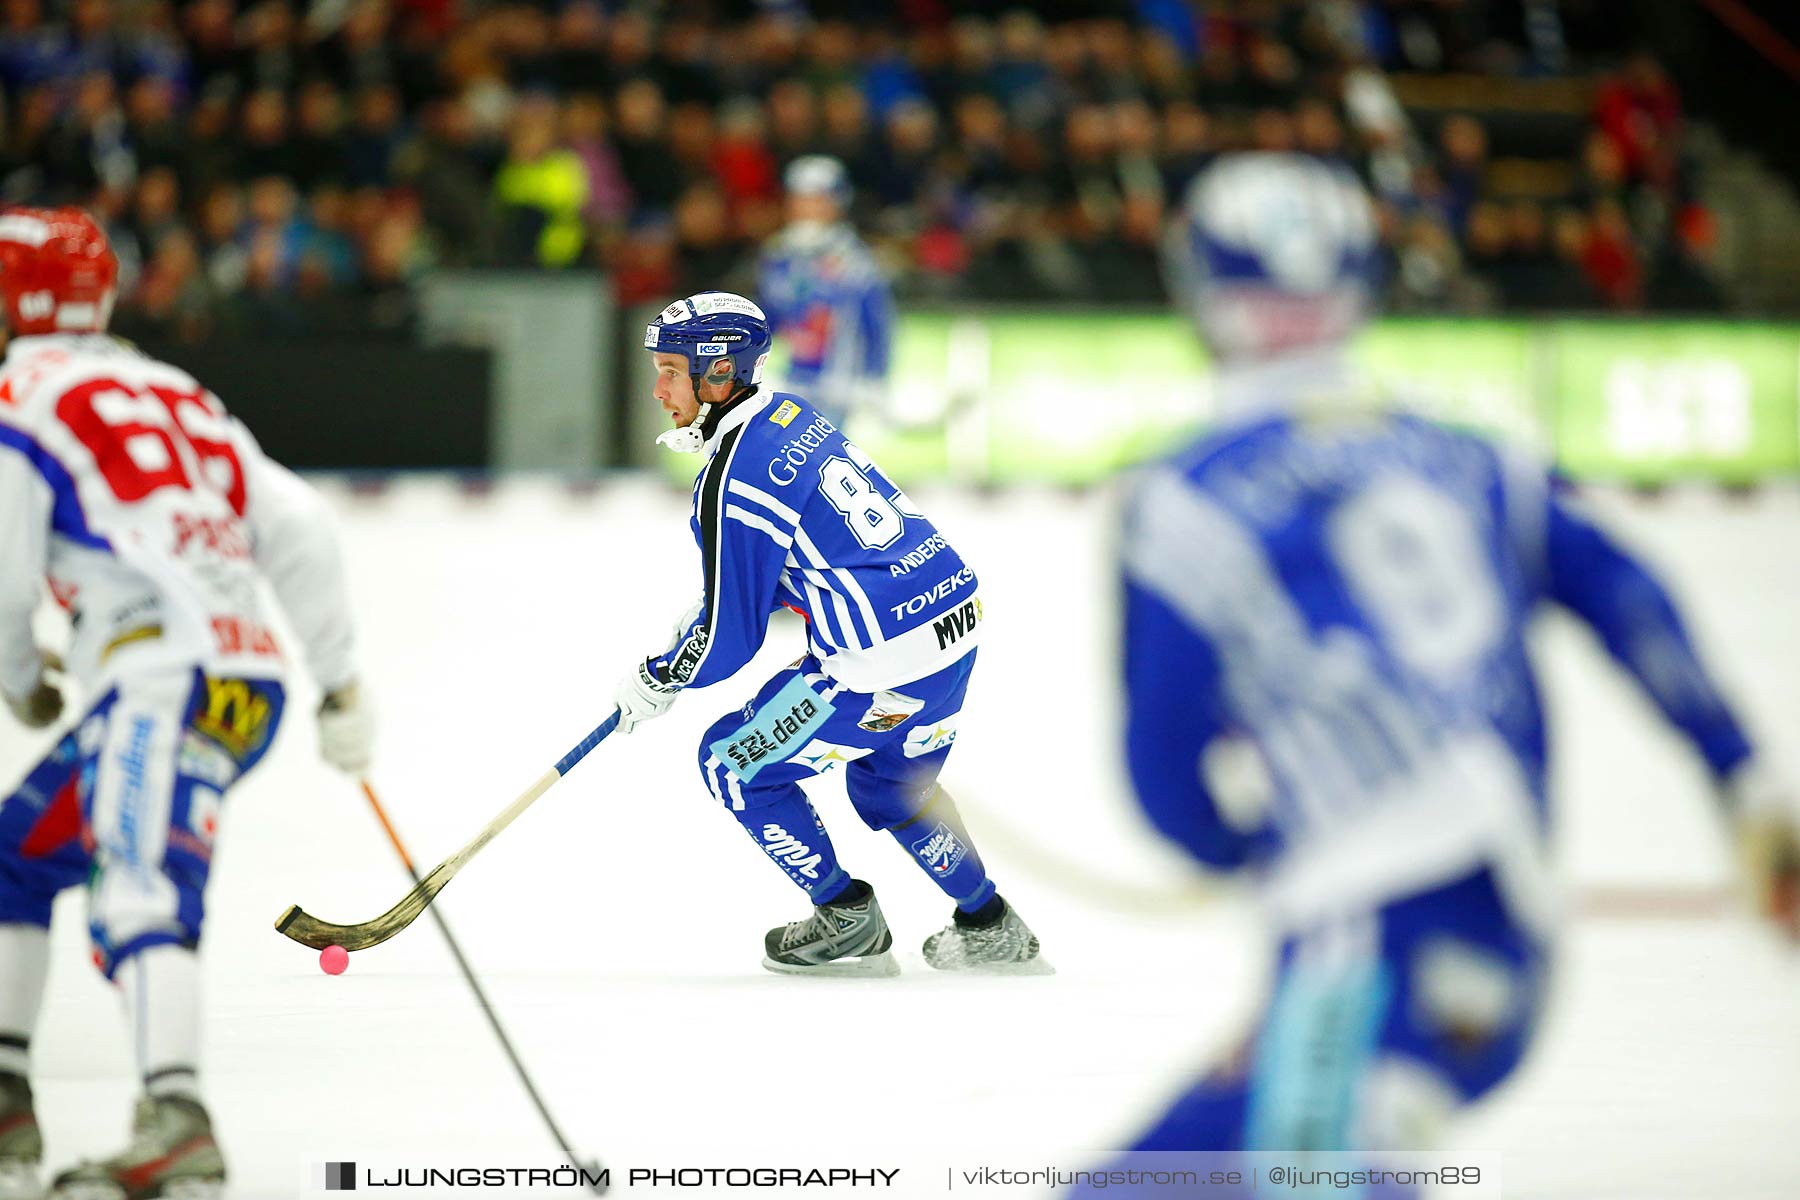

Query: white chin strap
<box><xmin>655</xmin><ymin>401</ymin><xmax>713</xmax><ymax>454</ymax></box>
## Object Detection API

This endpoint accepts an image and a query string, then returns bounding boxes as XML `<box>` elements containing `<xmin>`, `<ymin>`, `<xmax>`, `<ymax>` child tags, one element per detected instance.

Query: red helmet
<box><xmin>0</xmin><ymin>207</ymin><xmax>118</xmax><ymax>336</ymax></box>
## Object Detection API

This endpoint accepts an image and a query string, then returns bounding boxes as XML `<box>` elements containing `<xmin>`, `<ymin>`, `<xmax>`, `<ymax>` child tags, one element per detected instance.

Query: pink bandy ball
<box><xmin>319</xmin><ymin>945</ymin><xmax>350</xmax><ymax>975</ymax></box>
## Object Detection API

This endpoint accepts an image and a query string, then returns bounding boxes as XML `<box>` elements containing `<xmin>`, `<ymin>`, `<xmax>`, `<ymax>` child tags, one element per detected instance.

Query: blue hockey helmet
<box><xmin>644</xmin><ymin>291</ymin><xmax>776</xmax><ymax>452</ymax></box>
<box><xmin>1164</xmin><ymin>153</ymin><xmax>1379</xmax><ymax>361</ymax></box>
<box><xmin>643</xmin><ymin>290</ymin><xmax>774</xmax><ymax>394</ymax></box>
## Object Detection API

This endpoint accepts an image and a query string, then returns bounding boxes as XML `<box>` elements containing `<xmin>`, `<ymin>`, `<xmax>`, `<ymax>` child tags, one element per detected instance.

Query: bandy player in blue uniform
<box><xmin>612</xmin><ymin>291</ymin><xmax>1046</xmax><ymax>976</ymax></box>
<box><xmin>757</xmin><ymin>157</ymin><xmax>893</xmax><ymax>427</ymax></box>
<box><xmin>1112</xmin><ymin>156</ymin><xmax>1799</xmax><ymax>1171</ymax></box>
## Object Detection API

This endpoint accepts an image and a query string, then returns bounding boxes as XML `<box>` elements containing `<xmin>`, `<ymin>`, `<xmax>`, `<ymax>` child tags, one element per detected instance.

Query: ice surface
<box><xmin>4</xmin><ymin>479</ymin><xmax>1797</xmax><ymax>1198</ymax></box>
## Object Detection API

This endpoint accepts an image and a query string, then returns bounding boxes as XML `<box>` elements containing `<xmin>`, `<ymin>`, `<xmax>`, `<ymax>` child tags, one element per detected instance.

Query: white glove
<box><xmin>5</xmin><ymin>652</ymin><xmax>65</xmax><ymax>729</ymax></box>
<box><xmin>1722</xmin><ymin>761</ymin><xmax>1800</xmax><ymax>942</ymax></box>
<box><xmin>317</xmin><ymin>681</ymin><xmax>375</xmax><ymax>774</ymax></box>
<box><xmin>615</xmin><ymin>661</ymin><xmax>679</xmax><ymax>734</ymax></box>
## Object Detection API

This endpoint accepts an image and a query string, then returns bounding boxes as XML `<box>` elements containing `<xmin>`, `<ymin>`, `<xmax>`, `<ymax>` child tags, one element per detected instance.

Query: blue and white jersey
<box><xmin>649</xmin><ymin>390</ymin><xmax>981</xmax><ymax>696</ymax></box>
<box><xmin>757</xmin><ymin>224</ymin><xmax>893</xmax><ymax>421</ymax></box>
<box><xmin>1121</xmin><ymin>409</ymin><xmax>1752</xmax><ymax>932</ymax></box>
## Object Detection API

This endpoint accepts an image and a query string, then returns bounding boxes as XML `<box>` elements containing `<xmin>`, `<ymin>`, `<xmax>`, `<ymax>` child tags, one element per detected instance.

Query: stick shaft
<box><xmin>359</xmin><ymin>780</ymin><xmax>603</xmax><ymax>1191</ymax></box>
<box><xmin>432</xmin><ymin>712</ymin><xmax>622</xmax><ymax>892</ymax></box>
<box><xmin>555</xmin><ymin>714</ymin><xmax>619</xmax><ymax>776</ymax></box>
<box><xmin>440</xmin><ymin>768</ymin><xmax>560</xmax><ymax>878</ymax></box>
<box><xmin>275</xmin><ymin>712</ymin><xmax>622</xmax><ymax>953</ymax></box>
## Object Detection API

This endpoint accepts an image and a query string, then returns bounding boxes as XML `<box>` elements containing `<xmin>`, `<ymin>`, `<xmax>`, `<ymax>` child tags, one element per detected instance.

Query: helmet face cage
<box><xmin>642</xmin><ymin>292</ymin><xmax>774</xmax><ymax>394</ymax></box>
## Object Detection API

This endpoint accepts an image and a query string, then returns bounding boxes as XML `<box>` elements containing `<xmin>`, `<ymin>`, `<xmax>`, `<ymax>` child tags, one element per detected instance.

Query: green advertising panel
<box><xmin>656</xmin><ymin>311</ymin><xmax>1800</xmax><ymax>485</ymax></box>
<box><xmin>1550</xmin><ymin>321</ymin><xmax>1800</xmax><ymax>482</ymax></box>
<box><xmin>855</xmin><ymin>314</ymin><xmax>1547</xmax><ymax>484</ymax></box>
<box><xmin>877</xmin><ymin>313</ymin><xmax>1210</xmax><ymax>485</ymax></box>
<box><xmin>1351</xmin><ymin>319</ymin><xmax>1543</xmax><ymax>451</ymax></box>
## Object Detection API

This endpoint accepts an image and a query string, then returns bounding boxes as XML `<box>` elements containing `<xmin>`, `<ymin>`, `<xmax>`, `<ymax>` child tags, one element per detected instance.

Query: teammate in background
<box><xmin>1113</xmin><ymin>157</ymin><xmax>1800</xmax><ymax>1164</ymax></box>
<box><xmin>757</xmin><ymin>156</ymin><xmax>894</xmax><ymax>428</ymax></box>
<box><xmin>614</xmin><ymin>291</ymin><xmax>1044</xmax><ymax>977</ymax></box>
<box><xmin>0</xmin><ymin>210</ymin><xmax>373</xmax><ymax>1198</ymax></box>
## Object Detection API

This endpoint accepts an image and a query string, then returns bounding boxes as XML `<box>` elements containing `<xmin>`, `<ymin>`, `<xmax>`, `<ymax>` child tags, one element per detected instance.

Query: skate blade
<box><xmin>46</xmin><ymin>1185</ymin><xmax>116</xmax><ymax>1200</ymax></box>
<box><xmin>50</xmin><ymin>1179</ymin><xmax>219</xmax><ymax>1200</ymax></box>
<box><xmin>761</xmin><ymin>950</ymin><xmax>901</xmax><ymax>978</ymax></box>
<box><xmin>925</xmin><ymin>955</ymin><xmax>1057</xmax><ymax>976</ymax></box>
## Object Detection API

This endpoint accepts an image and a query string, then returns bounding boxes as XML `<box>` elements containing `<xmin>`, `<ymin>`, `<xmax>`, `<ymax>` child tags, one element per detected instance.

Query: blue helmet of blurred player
<box><xmin>1163</xmin><ymin>153</ymin><xmax>1380</xmax><ymax>365</ymax></box>
<box><xmin>643</xmin><ymin>291</ymin><xmax>775</xmax><ymax>453</ymax></box>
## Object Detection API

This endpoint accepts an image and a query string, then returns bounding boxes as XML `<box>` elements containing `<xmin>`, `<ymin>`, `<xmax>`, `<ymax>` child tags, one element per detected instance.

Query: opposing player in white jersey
<box><xmin>1105</xmin><ymin>156</ymin><xmax>1799</xmax><ymax>1177</ymax></box>
<box><xmin>0</xmin><ymin>209</ymin><xmax>373</xmax><ymax>1198</ymax></box>
<box><xmin>613</xmin><ymin>291</ymin><xmax>1044</xmax><ymax>976</ymax></box>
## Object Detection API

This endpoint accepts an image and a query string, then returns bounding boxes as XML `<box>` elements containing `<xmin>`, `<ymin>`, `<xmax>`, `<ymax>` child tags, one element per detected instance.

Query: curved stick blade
<box><xmin>275</xmin><ymin>865</ymin><xmax>451</xmax><ymax>952</ymax></box>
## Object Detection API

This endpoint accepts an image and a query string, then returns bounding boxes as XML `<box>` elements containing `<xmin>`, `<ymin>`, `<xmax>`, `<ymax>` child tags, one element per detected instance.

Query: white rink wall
<box><xmin>3</xmin><ymin>479</ymin><xmax>1797</xmax><ymax>1198</ymax></box>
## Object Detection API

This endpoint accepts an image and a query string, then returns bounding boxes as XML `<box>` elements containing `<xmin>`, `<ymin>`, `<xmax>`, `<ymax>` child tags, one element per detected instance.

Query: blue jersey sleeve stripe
<box><xmin>728</xmin><ymin>479</ymin><xmax>801</xmax><ymax>527</ymax></box>
<box><xmin>815</xmin><ymin>567</ymin><xmax>865</xmax><ymax>649</ymax></box>
<box><xmin>791</xmin><ymin>573</ymin><xmax>834</xmax><ymax>643</ymax></box>
<box><xmin>1120</xmin><ymin>471</ymin><xmax>1212</xmax><ymax>630</ymax></box>
<box><xmin>1122</xmin><ymin>468</ymin><xmax>1298</xmax><ymax>645</ymax></box>
<box><xmin>796</xmin><ymin>560</ymin><xmax>864</xmax><ymax>649</ymax></box>
<box><xmin>792</xmin><ymin>526</ymin><xmax>881</xmax><ymax>647</ymax></box>
<box><xmin>831</xmin><ymin>566</ymin><xmax>879</xmax><ymax>647</ymax></box>
<box><xmin>791</xmin><ymin>565</ymin><xmax>850</xmax><ymax>648</ymax></box>
<box><xmin>724</xmin><ymin>504</ymin><xmax>796</xmax><ymax>550</ymax></box>
<box><xmin>0</xmin><ymin>422</ymin><xmax>111</xmax><ymax>552</ymax></box>
<box><xmin>653</xmin><ymin>420</ymin><xmax>747</xmax><ymax>686</ymax></box>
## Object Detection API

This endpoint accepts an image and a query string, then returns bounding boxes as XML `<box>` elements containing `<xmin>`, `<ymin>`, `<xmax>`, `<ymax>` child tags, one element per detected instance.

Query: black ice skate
<box><xmin>50</xmin><ymin>1095</ymin><xmax>224</xmax><ymax>1200</ymax></box>
<box><xmin>763</xmin><ymin>881</ymin><xmax>899</xmax><ymax>977</ymax></box>
<box><xmin>923</xmin><ymin>898</ymin><xmax>1052</xmax><ymax>974</ymax></box>
<box><xmin>0</xmin><ymin>1073</ymin><xmax>41</xmax><ymax>1200</ymax></box>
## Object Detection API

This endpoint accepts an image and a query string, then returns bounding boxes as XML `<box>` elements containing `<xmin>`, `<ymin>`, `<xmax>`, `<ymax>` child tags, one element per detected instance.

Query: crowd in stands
<box><xmin>0</xmin><ymin>0</ymin><xmax>1731</xmax><ymax>338</ymax></box>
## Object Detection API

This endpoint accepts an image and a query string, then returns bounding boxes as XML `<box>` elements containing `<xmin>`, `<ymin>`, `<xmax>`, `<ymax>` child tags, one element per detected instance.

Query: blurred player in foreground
<box><xmin>1114</xmin><ymin>156</ymin><xmax>1799</xmax><ymax>1166</ymax></box>
<box><xmin>0</xmin><ymin>210</ymin><xmax>373</xmax><ymax>1198</ymax></box>
<box><xmin>614</xmin><ymin>291</ymin><xmax>1044</xmax><ymax>976</ymax></box>
<box><xmin>757</xmin><ymin>156</ymin><xmax>894</xmax><ymax>428</ymax></box>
